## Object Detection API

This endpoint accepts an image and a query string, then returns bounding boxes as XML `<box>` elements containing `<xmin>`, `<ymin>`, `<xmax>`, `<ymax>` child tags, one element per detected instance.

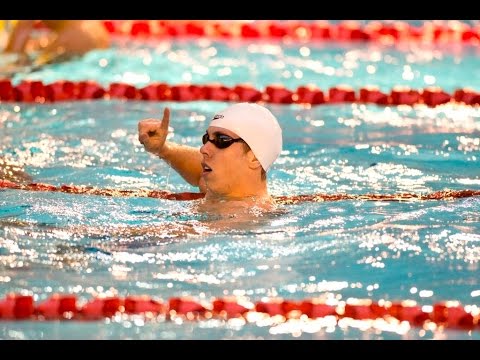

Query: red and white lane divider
<box><xmin>100</xmin><ymin>20</ymin><xmax>480</xmax><ymax>45</ymax></box>
<box><xmin>1</xmin><ymin>79</ymin><xmax>479</xmax><ymax>107</ymax></box>
<box><xmin>1</xmin><ymin>180</ymin><xmax>479</xmax><ymax>204</ymax></box>
<box><xmin>0</xmin><ymin>179</ymin><xmax>204</xmax><ymax>201</ymax></box>
<box><xmin>0</xmin><ymin>293</ymin><xmax>479</xmax><ymax>331</ymax></box>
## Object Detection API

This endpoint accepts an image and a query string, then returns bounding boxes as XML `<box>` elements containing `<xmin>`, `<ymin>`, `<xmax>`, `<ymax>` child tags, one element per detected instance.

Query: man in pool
<box><xmin>138</xmin><ymin>102</ymin><xmax>283</xmax><ymax>212</ymax></box>
<box><xmin>0</xmin><ymin>102</ymin><xmax>283</xmax><ymax>239</ymax></box>
<box><xmin>3</xmin><ymin>20</ymin><xmax>110</xmax><ymax>70</ymax></box>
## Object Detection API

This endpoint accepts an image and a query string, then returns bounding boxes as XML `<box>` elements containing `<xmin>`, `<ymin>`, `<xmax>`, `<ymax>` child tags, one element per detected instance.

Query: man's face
<box><xmin>200</xmin><ymin>126</ymin><xmax>252</xmax><ymax>197</ymax></box>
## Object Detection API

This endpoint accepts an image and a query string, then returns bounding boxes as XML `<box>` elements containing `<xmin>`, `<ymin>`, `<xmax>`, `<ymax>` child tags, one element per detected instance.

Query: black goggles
<box><xmin>202</xmin><ymin>132</ymin><xmax>245</xmax><ymax>149</ymax></box>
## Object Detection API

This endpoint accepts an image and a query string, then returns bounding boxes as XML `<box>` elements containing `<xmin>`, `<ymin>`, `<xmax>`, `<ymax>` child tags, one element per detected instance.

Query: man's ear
<box><xmin>246</xmin><ymin>150</ymin><xmax>262</xmax><ymax>170</ymax></box>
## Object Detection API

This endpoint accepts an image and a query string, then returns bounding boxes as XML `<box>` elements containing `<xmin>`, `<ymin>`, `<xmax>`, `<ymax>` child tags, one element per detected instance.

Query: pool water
<box><xmin>1</xmin><ymin>22</ymin><xmax>480</xmax><ymax>339</ymax></box>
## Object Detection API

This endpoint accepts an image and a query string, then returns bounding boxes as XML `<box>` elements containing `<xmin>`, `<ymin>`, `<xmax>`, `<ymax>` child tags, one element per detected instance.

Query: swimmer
<box><xmin>2</xmin><ymin>20</ymin><xmax>110</xmax><ymax>71</ymax></box>
<box><xmin>0</xmin><ymin>103</ymin><xmax>284</xmax><ymax>240</ymax></box>
<box><xmin>138</xmin><ymin>102</ymin><xmax>283</xmax><ymax>215</ymax></box>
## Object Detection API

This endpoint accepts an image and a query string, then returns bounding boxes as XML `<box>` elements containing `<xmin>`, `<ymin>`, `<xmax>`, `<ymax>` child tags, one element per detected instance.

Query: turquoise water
<box><xmin>1</xmin><ymin>26</ymin><xmax>480</xmax><ymax>339</ymax></box>
<box><xmin>10</xmin><ymin>35</ymin><xmax>480</xmax><ymax>93</ymax></box>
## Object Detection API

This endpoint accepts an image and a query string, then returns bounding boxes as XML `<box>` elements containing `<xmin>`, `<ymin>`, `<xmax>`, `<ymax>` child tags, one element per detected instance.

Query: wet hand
<box><xmin>138</xmin><ymin>108</ymin><xmax>170</xmax><ymax>156</ymax></box>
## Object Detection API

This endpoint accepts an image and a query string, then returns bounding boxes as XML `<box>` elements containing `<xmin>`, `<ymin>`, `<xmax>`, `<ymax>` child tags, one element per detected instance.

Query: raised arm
<box><xmin>138</xmin><ymin>107</ymin><xmax>206</xmax><ymax>192</ymax></box>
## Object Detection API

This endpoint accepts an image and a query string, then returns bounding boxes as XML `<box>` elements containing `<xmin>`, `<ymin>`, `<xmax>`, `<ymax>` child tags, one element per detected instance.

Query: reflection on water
<box><xmin>0</xmin><ymin>158</ymin><xmax>32</xmax><ymax>183</ymax></box>
<box><xmin>1</xmin><ymin>26</ymin><xmax>480</xmax><ymax>338</ymax></box>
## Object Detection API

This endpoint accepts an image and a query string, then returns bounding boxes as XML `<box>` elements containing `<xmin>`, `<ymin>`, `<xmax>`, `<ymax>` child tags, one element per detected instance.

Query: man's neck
<box><xmin>204</xmin><ymin>183</ymin><xmax>270</xmax><ymax>202</ymax></box>
<box><xmin>201</xmin><ymin>176</ymin><xmax>276</xmax><ymax>210</ymax></box>
<box><xmin>200</xmin><ymin>190</ymin><xmax>276</xmax><ymax>213</ymax></box>
<box><xmin>206</xmin><ymin>192</ymin><xmax>271</xmax><ymax>203</ymax></box>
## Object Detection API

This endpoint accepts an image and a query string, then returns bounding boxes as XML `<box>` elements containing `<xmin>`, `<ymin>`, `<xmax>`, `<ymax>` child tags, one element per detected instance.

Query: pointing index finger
<box><xmin>161</xmin><ymin>107</ymin><xmax>170</xmax><ymax>131</ymax></box>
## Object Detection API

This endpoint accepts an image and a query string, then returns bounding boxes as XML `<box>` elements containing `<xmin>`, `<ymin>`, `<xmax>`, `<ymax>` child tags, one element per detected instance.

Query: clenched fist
<box><xmin>138</xmin><ymin>107</ymin><xmax>170</xmax><ymax>157</ymax></box>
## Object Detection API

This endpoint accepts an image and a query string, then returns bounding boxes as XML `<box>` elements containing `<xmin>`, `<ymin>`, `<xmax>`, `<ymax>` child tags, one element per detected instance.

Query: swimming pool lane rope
<box><xmin>1</xmin><ymin>180</ymin><xmax>479</xmax><ymax>203</ymax></box>
<box><xmin>100</xmin><ymin>20</ymin><xmax>480</xmax><ymax>45</ymax></box>
<box><xmin>1</xmin><ymin>79</ymin><xmax>479</xmax><ymax>107</ymax></box>
<box><xmin>0</xmin><ymin>293</ymin><xmax>479</xmax><ymax>332</ymax></box>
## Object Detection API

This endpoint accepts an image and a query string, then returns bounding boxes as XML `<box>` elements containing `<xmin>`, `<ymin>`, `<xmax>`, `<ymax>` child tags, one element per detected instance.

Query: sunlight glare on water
<box><xmin>1</xmin><ymin>21</ymin><xmax>480</xmax><ymax>339</ymax></box>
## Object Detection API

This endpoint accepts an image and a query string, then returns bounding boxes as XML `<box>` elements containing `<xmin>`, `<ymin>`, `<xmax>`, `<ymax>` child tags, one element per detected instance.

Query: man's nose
<box><xmin>200</xmin><ymin>143</ymin><xmax>209</xmax><ymax>156</ymax></box>
<box><xmin>200</xmin><ymin>140</ymin><xmax>215</xmax><ymax>156</ymax></box>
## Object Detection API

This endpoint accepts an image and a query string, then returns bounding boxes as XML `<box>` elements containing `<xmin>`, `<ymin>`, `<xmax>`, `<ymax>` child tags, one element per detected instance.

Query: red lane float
<box><xmin>1</xmin><ymin>79</ymin><xmax>479</xmax><ymax>108</ymax></box>
<box><xmin>101</xmin><ymin>20</ymin><xmax>480</xmax><ymax>45</ymax></box>
<box><xmin>359</xmin><ymin>86</ymin><xmax>389</xmax><ymax>105</ymax></box>
<box><xmin>295</xmin><ymin>84</ymin><xmax>325</xmax><ymax>105</ymax></box>
<box><xmin>1</xmin><ymin>180</ymin><xmax>479</xmax><ymax>203</ymax></box>
<box><xmin>1</xmin><ymin>293</ymin><xmax>479</xmax><ymax>332</ymax></box>
<box><xmin>454</xmin><ymin>88</ymin><xmax>480</xmax><ymax>106</ymax></box>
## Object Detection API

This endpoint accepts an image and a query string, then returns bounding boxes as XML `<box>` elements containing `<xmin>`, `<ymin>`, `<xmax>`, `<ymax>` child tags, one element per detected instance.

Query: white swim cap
<box><xmin>208</xmin><ymin>102</ymin><xmax>282</xmax><ymax>171</ymax></box>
